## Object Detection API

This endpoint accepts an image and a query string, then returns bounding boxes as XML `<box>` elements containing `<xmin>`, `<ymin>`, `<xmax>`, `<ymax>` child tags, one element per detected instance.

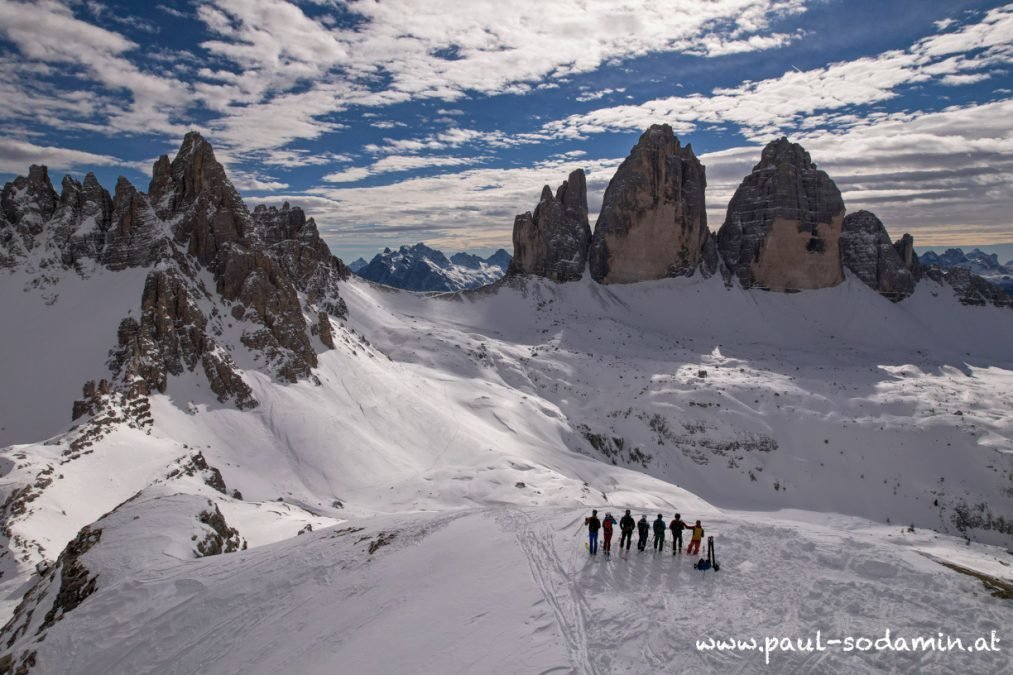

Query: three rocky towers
<box><xmin>508</xmin><ymin>124</ymin><xmax>919</xmax><ymax>299</ymax></box>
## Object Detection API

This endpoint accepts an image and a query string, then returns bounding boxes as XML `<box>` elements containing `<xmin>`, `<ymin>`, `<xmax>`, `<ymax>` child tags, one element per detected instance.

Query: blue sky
<box><xmin>1</xmin><ymin>0</ymin><xmax>1011</xmax><ymax>262</ymax></box>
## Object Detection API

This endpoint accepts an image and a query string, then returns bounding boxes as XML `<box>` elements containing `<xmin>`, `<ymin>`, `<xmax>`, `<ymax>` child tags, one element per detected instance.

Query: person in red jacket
<box><xmin>601</xmin><ymin>512</ymin><xmax>617</xmax><ymax>556</ymax></box>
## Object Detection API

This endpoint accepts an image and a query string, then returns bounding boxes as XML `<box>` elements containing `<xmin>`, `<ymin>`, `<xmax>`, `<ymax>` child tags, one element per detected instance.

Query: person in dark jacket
<box><xmin>652</xmin><ymin>514</ymin><xmax>666</xmax><ymax>552</ymax></box>
<box><xmin>619</xmin><ymin>510</ymin><xmax>635</xmax><ymax>550</ymax></box>
<box><xmin>669</xmin><ymin>513</ymin><xmax>686</xmax><ymax>555</ymax></box>
<box><xmin>636</xmin><ymin>515</ymin><xmax>650</xmax><ymax>551</ymax></box>
<box><xmin>601</xmin><ymin>512</ymin><xmax>617</xmax><ymax>556</ymax></box>
<box><xmin>584</xmin><ymin>510</ymin><xmax>601</xmax><ymax>555</ymax></box>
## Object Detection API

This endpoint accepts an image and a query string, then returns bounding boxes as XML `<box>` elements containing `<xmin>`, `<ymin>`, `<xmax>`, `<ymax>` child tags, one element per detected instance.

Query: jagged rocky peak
<box><xmin>149</xmin><ymin>130</ymin><xmax>252</xmax><ymax>269</ymax></box>
<box><xmin>508</xmin><ymin>168</ymin><xmax>591</xmax><ymax>282</ymax></box>
<box><xmin>4</xmin><ymin>165</ymin><xmax>60</xmax><ymax>226</ymax></box>
<box><xmin>589</xmin><ymin>124</ymin><xmax>708</xmax><ymax>284</ymax></box>
<box><xmin>717</xmin><ymin>137</ymin><xmax>845</xmax><ymax>291</ymax></box>
<box><xmin>251</xmin><ymin>202</ymin><xmax>349</xmax><ymax>318</ymax></box>
<box><xmin>839</xmin><ymin>210</ymin><xmax>917</xmax><ymax>301</ymax></box>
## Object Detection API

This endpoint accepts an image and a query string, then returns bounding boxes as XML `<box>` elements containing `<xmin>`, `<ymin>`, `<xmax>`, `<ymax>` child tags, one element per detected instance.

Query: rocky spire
<box><xmin>0</xmin><ymin>165</ymin><xmax>60</xmax><ymax>265</ymax></box>
<box><xmin>839</xmin><ymin>210</ymin><xmax>916</xmax><ymax>301</ymax></box>
<box><xmin>149</xmin><ymin>131</ymin><xmax>253</xmax><ymax>270</ymax></box>
<box><xmin>508</xmin><ymin>168</ymin><xmax>591</xmax><ymax>282</ymax></box>
<box><xmin>589</xmin><ymin>124</ymin><xmax>708</xmax><ymax>284</ymax></box>
<box><xmin>717</xmin><ymin>137</ymin><xmax>845</xmax><ymax>291</ymax></box>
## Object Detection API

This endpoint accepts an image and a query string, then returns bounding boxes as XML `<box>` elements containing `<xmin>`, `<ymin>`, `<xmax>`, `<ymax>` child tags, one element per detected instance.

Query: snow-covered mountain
<box><xmin>354</xmin><ymin>242</ymin><xmax>510</xmax><ymax>292</ymax></box>
<box><xmin>920</xmin><ymin>248</ymin><xmax>1013</xmax><ymax>292</ymax></box>
<box><xmin>347</xmin><ymin>256</ymin><xmax>369</xmax><ymax>273</ymax></box>
<box><xmin>1</xmin><ymin>132</ymin><xmax>1011</xmax><ymax>674</ymax></box>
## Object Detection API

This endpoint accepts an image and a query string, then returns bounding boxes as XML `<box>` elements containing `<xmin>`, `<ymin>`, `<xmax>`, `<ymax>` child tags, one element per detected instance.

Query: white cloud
<box><xmin>228</xmin><ymin>170</ymin><xmax>289</xmax><ymax>191</ymax></box>
<box><xmin>322</xmin><ymin>167</ymin><xmax>372</xmax><ymax>183</ymax></box>
<box><xmin>0</xmin><ymin>0</ymin><xmax>189</xmax><ymax>135</ymax></box>
<box><xmin>541</xmin><ymin>5</ymin><xmax>1013</xmax><ymax>141</ymax></box>
<box><xmin>0</xmin><ymin>137</ymin><xmax>122</xmax><ymax>173</ymax></box>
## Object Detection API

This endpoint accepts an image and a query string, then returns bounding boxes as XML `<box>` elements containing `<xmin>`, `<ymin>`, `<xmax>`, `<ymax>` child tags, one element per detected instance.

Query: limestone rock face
<box><xmin>839</xmin><ymin>210</ymin><xmax>916</xmax><ymax>301</ymax></box>
<box><xmin>62</xmin><ymin>173</ymin><xmax>114</xmax><ymax>269</ymax></box>
<box><xmin>893</xmin><ymin>233</ymin><xmax>921</xmax><ymax>279</ymax></box>
<box><xmin>252</xmin><ymin>203</ymin><xmax>348</xmax><ymax>317</ymax></box>
<box><xmin>149</xmin><ymin>132</ymin><xmax>253</xmax><ymax>271</ymax></box>
<box><xmin>100</xmin><ymin>177</ymin><xmax>167</xmax><ymax>270</ymax></box>
<box><xmin>0</xmin><ymin>165</ymin><xmax>60</xmax><ymax>266</ymax></box>
<box><xmin>717</xmin><ymin>138</ymin><xmax>845</xmax><ymax>291</ymax></box>
<box><xmin>110</xmin><ymin>268</ymin><xmax>256</xmax><ymax>408</ymax></box>
<box><xmin>589</xmin><ymin>124</ymin><xmax>707</xmax><ymax>283</ymax></box>
<box><xmin>508</xmin><ymin>169</ymin><xmax>591</xmax><ymax>282</ymax></box>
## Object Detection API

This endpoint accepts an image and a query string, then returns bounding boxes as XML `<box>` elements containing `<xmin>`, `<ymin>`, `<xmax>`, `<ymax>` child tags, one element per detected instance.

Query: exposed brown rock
<box><xmin>589</xmin><ymin>124</ymin><xmax>708</xmax><ymax>283</ymax></box>
<box><xmin>717</xmin><ymin>138</ymin><xmax>845</xmax><ymax>291</ymax></box>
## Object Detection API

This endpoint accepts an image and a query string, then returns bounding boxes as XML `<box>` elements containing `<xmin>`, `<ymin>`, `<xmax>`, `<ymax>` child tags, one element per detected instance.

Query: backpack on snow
<box><xmin>695</xmin><ymin>536</ymin><xmax>719</xmax><ymax>572</ymax></box>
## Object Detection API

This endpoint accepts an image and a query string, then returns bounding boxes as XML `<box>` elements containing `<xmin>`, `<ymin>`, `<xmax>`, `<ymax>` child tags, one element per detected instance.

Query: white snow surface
<box><xmin>0</xmin><ymin>266</ymin><xmax>149</xmax><ymax>447</ymax></box>
<box><xmin>1</xmin><ymin>271</ymin><xmax>1012</xmax><ymax>673</ymax></box>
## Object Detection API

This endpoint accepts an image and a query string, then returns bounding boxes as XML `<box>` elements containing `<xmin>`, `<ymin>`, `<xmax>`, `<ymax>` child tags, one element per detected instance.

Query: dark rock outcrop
<box><xmin>925</xmin><ymin>266</ymin><xmax>1013</xmax><ymax>308</ymax></box>
<box><xmin>509</xmin><ymin>169</ymin><xmax>591</xmax><ymax>282</ymax></box>
<box><xmin>840</xmin><ymin>210</ymin><xmax>916</xmax><ymax>300</ymax></box>
<box><xmin>251</xmin><ymin>202</ymin><xmax>348</xmax><ymax>317</ymax></box>
<box><xmin>589</xmin><ymin>125</ymin><xmax>707</xmax><ymax>283</ymax></box>
<box><xmin>717</xmin><ymin>137</ymin><xmax>845</xmax><ymax>291</ymax></box>
<box><xmin>100</xmin><ymin>177</ymin><xmax>167</xmax><ymax>270</ymax></box>
<box><xmin>0</xmin><ymin>165</ymin><xmax>60</xmax><ymax>267</ymax></box>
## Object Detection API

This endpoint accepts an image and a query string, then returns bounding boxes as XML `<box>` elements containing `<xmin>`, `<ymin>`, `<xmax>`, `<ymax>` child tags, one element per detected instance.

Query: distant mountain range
<box><xmin>919</xmin><ymin>248</ymin><xmax>1013</xmax><ymax>292</ymax></box>
<box><xmin>352</xmin><ymin>243</ymin><xmax>511</xmax><ymax>292</ymax></box>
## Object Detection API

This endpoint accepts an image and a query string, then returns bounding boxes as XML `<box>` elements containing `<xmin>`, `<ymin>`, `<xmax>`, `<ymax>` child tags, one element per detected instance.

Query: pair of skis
<box><xmin>693</xmin><ymin>536</ymin><xmax>720</xmax><ymax>572</ymax></box>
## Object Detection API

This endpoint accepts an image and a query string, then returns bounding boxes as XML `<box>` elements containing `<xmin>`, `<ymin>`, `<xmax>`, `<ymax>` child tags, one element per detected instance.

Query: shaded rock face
<box><xmin>589</xmin><ymin>125</ymin><xmax>707</xmax><ymax>284</ymax></box>
<box><xmin>109</xmin><ymin>268</ymin><xmax>256</xmax><ymax>408</ymax></box>
<box><xmin>893</xmin><ymin>234</ymin><xmax>921</xmax><ymax>279</ymax></box>
<box><xmin>840</xmin><ymin>210</ymin><xmax>916</xmax><ymax>301</ymax></box>
<box><xmin>509</xmin><ymin>169</ymin><xmax>591</xmax><ymax>282</ymax></box>
<box><xmin>1</xmin><ymin>132</ymin><xmax>350</xmax><ymax>415</ymax></box>
<box><xmin>717</xmin><ymin>138</ymin><xmax>845</xmax><ymax>291</ymax></box>
<box><xmin>0</xmin><ymin>165</ymin><xmax>60</xmax><ymax>267</ymax></box>
<box><xmin>101</xmin><ymin>177</ymin><xmax>168</xmax><ymax>270</ymax></box>
<box><xmin>252</xmin><ymin>202</ymin><xmax>349</xmax><ymax>317</ymax></box>
<box><xmin>149</xmin><ymin>133</ymin><xmax>251</xmax><ymax>271</ymax></box>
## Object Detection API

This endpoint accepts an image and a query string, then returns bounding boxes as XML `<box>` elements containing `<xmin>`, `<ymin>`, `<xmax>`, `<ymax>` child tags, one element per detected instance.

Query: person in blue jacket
<box><xmin>636</xmin><ymin>515</ymin><xmax>650</xmax><ymax>552</ymax></box>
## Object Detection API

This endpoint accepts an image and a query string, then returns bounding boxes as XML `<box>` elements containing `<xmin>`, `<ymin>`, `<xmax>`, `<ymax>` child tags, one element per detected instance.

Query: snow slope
<box><xmin>0</xmin><ymin>266</ymin><xmax>149</xmax><ymax>447</ymax></box>
<box><xmin>8</xmin><ymin>505</ymin><xmax>1012</xmax><ymax>674</ymax></box>
<box><xmin>1</xmin><ymin>270</ymin><xmax>1012</xmax><ymax>673</ymax></box>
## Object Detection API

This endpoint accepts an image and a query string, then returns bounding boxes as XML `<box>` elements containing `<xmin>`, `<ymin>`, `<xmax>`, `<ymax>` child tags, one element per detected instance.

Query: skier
<box><xmin>669</xmin><ymin>513</ymin><xmax>686</xmax><ymax>556</ymax></box>
<box><xmin>652</xmin><ymin>513</ymin><xmax>666</xmax><ymax>552</ymax></box>
<box><xmin>687</xmin><ymin>519</ymin><xmax>704</xmax><ymax>555</ymax></box>
<box><xmin>584</xmin><ymin>509</ymin><xmax>601</xmax><ymax>555</ymax></box>
<box><xmin>602</xmin><ymin>512</ymin><xmax>617</xmax><ymax>556</ymax></box>
<box><xmin>636</xmin><ymin>514</ymin><xmax>650</xmax><ymax>552</ymax></box>
<box><xmin>619</xmin><ymin>509</ymin><xmax>635</xmax><ymax>551</ymax></box>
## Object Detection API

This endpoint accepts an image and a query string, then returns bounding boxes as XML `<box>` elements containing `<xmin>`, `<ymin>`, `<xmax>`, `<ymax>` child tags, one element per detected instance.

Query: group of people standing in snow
<box><xmin>583</xmin><ymin>509</ymin><xmax>704</xmax><ymax>556</ymax></box>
